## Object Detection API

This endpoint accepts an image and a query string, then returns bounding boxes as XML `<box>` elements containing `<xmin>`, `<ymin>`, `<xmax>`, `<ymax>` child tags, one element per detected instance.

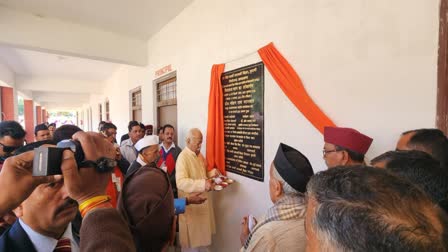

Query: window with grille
<box><xmin>157</xmin><ymin>77</ymin><xmax>177</xmax><ymax>106</ymax></box>
<box><xmin>132</xmin><ymin>89</ymin><xmax>142</xmax><ymax>109</ymax></box>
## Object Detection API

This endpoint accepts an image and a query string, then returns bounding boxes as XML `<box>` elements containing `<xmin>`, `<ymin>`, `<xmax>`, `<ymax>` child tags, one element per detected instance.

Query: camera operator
<box><xmin>0</xmin><ymin>132</ymin><xmax>135</xmax><ymax>252</ymax></box>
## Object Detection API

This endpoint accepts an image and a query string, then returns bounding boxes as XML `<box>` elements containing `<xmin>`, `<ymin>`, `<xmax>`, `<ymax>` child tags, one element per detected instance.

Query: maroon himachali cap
<box><xmin>324</xmin><ymin>126</ymin><xmax>373</xmax><ymax>155</ymax></box>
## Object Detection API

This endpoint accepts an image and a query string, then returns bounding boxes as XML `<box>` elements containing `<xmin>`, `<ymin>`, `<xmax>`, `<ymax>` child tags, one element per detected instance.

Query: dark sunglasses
<box><xmin>0</xmin><ymin>142</ymin><xmax>22</xmax><ymax>153</ymax></box>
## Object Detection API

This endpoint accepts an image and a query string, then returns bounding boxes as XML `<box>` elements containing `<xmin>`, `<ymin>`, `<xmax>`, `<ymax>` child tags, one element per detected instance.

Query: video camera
<box><xmin>33</xmin><ymin>139</ymin><xmax>116</xmax><ymax>176</ymax></box>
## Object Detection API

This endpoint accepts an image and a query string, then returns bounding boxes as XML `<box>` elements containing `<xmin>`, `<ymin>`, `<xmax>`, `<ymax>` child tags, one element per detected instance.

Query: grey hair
<box><xmin>272</xmin><ymin>167</ymin><xmax>300</xmax><ymax>195</ymax></box>
<box><xmin>306</xmin><ymin>165</ymin><xmax>448</xmax><ymax>252</ymax></box>
<box><xmin>185</xmin><ymin>128</ymin><xmax>202</xmax><ymax>142</ymax></box>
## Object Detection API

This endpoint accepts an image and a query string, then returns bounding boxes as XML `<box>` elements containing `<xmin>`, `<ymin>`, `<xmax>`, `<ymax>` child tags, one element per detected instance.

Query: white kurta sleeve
<box><xmin>176</xmin><ymin>154</ymin><xmax>207</xmax><ymax>193</ymax></box>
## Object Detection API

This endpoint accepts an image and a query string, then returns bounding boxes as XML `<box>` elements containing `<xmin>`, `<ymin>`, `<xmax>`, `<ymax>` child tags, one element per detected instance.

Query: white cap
<box><xmin>134</xmin><ymin>135</ymin><xmax>159</xmax><ymax>152</ymax></box>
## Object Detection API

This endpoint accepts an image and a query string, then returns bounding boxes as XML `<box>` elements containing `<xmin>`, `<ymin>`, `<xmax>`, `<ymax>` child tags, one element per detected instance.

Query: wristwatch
<box><xmin>79</xmin><ymin>157</ymin><xmax>117</xmax><ymax>173</ymax></box>
<box><xmin>57</xmin><ymin>140</ymin><xmax>116</xmax><ymax>173</ymax></box>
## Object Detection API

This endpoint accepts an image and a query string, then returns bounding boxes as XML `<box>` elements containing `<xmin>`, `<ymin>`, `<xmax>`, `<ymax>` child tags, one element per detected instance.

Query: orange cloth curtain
<box><xmin>206</xmin><ymin>64</ymin><xmax>226</xmax><ymax>175</ymax></box>
<box><xmin>258</xmin><ymin>42</ymin><xmax>335</xmax><ymax>134</ymax></box>
<box><xmin>206</xmin><ymin>43</ymin><xmax>335</xmax><ymax>174</ymax></box>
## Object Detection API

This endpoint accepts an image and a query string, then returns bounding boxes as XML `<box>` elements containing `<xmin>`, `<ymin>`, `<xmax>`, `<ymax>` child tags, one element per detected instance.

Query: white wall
<box><xmin>98</xmin><ymin>65</ymin><xmax>151</xmax><ymax>138</ymax></box>
<box><xmin>0</xmin><ymin>61</ymin><xmax>15</xmax><ymax>87</ymax></box>
<box><xmin>0</xmin><ymin>61</ymin><xmax>19</xmax><ymax>120</ymax></box>
<box><xmin>101</xmin><ymin>0</ymin><xmax>439</xmax><ymax>251</ymax></box>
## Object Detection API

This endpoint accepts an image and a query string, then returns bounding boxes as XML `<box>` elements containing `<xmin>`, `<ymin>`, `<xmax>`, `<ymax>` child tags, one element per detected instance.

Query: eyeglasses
<box><xmin>322</xmin><ymin>149</ymin><xmax>341</xmax><ymax>157</ymax></box>
<box><xmin>0</xmin><ymin>142</ymin><xmax>21</xmax><ymax>153</ymax></box>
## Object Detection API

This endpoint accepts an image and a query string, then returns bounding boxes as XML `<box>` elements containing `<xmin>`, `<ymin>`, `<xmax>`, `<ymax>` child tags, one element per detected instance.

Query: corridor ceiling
<box><xmin>0</xmin><ymin>0</ymin><xmax>193</xmax><ymax>40</ymax></box>
<box><xmin>0</xmin><ymin>0</ymin><xmax>193</xmax><ymax>110</ymax></box>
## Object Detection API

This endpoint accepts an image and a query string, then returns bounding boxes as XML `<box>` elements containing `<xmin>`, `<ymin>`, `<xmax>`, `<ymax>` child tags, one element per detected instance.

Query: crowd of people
<box><xmin>239</xmin><ymin>126</ymin><xmax>448</xmax><ymax>251</ymax></box>
<box><xmin>0</xmin><ymin>119</ymin><xmax>446</xmax><ymax>251</ymax></box>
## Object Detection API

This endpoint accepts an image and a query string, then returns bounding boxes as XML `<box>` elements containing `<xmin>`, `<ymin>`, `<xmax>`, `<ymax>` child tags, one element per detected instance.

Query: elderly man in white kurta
<box><xmin>176</xmin><ymin>128</ymin><xmax>216</xmax><ymax>252</ymax></box>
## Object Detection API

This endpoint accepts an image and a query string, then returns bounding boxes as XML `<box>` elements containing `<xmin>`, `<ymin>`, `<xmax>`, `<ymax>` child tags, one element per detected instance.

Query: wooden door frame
<box><xmin>129</xmin><ymin>86</ymin><xmax>142</xmax><ymax>121</ymax></box>
<box><xmin>437</xmin><ymin>0</ymin><xmax>448</xmax><ymax>134</ymax></box>
<box><xmin>153</xmin><ymin>71</ymin><xmax>177</xmax><ymax>129</ymax></box>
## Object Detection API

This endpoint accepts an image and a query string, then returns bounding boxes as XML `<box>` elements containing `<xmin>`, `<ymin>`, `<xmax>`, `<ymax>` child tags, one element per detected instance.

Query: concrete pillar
<box><xmin>42</xmin><ymin>109</ymin><xmax>47</xmax><ymax>123</ymax></box>
<box><xmin>24</xmin><ymin>99</ymin><xmax>34</xmax><ymax>143</ymax></box>
<box><xmin>36</xmin><ymin>106</ymin><xmax>42</xmax><ymax>124</ymax></box>
<box><xmin>1</xmin><ymin>87</ymin><xmax>14</xmax><ymax>121</ymax></box>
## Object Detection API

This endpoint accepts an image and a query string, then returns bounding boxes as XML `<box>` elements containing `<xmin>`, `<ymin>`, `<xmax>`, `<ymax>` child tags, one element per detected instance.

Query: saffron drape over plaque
<box><xmin>206</xmin><ymin>43</ymin><xmax>335</xmax><ymax>175</ymax></box>
<box><xmin>258</xmin><ymin>43</ymin><xmax>335</xmax><ymax>134</ymax></box>
<box><xmin>206</xmin><ymin>64</ymin><xmax>226</xmax><ymax>174</ymax></box>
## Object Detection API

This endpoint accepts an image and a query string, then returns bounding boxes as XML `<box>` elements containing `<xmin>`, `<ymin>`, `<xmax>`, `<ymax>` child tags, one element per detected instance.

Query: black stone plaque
<box><xmin>222</xmin><ymin>62</ymin><xmax>264</xmax><ymax>181</ymax></box>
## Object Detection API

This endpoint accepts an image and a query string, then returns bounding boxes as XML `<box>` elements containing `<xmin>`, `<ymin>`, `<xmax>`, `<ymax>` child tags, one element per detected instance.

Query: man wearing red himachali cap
<box><xmin>322</xmin><ymin>126</ymin><xmax>373</xmax><ymax>168</ymax></box>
